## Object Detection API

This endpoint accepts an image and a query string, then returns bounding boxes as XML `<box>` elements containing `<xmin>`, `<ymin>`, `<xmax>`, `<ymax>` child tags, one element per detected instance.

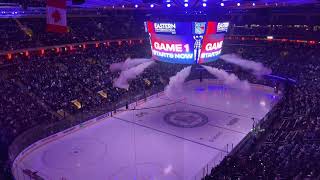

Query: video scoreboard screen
<box><xmin>145</xmin><ymin>21</ymin><xmax>229</xmax><ymax>64</ymax></box>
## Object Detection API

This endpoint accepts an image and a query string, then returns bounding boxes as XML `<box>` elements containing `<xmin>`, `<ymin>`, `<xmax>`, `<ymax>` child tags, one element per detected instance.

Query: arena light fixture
<box><xmin>267</xmin><ymin>36</ymin><xmax>274</xmax><ymax>40</ymax></box>
<box><xmin>202</xmin><ymin>3</ymin><xmax>207</xmax><ymax>7</ymax></box>
<box><xmin>252</xmin><ymin>3</ymin><xmax>255</xmax><ymax>6</ymax></box>
<box><xmin>150</xmin><ymin>4</ymin><xmax>154</xmax><ymax>8</ymax></box>
<box><xmin>184</xmin><ymin>3</ymin><xmax>188</xmax><ymax>7</ymax></box>
<box><xmin>134</xmin><ymin>4</ymin><xmax>138</xmax><ymax>8</ymax></box>
<box><xmin>220</xmin><ymin>2</ymin><xmax>224</xmax><ymax>6</ymax></box>
<box><xmin>167</xmin><ymin>3</ymin><xmax>171</xmax><ymax>7</ymax></box>
<box><xmin>237</xmin><ymin>2</ymin><xmax>240</xmax><ymax>6</ymax></box>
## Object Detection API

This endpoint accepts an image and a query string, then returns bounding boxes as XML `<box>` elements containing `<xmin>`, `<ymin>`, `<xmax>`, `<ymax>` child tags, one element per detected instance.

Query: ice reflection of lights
<box><xmin>163</xmin><ymin>165</ymin><xmax>173</xmax><ymax>175</ymax></box>
<box><xmin>260</xmin><ymin>100</ymin><xmax>266</xmax><ymax>107</ymax></box>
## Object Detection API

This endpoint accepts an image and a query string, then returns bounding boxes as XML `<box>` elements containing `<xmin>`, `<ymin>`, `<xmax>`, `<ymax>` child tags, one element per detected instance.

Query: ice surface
<box><xmin>13</xmin><ymin>80</ymin><xmax>280</xmax><ymax>180</ymax></box>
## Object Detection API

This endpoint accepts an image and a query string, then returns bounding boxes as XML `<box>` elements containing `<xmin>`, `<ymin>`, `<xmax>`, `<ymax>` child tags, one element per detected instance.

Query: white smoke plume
<box><xmin>202</xmin><ymin>65</ymin><xmax>250</xmax><ymax>90</ymax></box>
<box><xmin>165</xmin><ymin>66</ymin><xmax>192</xmax><ymax>97</ymax></box>
<box><xmin>109</xmin><ymin>62</ymin><xmax>123</xmax><ymax>72</ymax></box>
<box><xmin>220</xmin><ymin>54</ymin><xmax>272</xmax><ymax>76</ymax></box>
<box><xmin>113</xmin><ymin>61</ymin><xmax>154</xmax><ymax>89</ymax></box>
<box><xmin>110</xmin><ymin>58</ymin><xmax>152</xmax><ymax>72</ymax></box>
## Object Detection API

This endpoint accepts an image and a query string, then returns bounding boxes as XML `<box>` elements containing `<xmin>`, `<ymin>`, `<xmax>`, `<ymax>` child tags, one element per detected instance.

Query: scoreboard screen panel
<box><xmin>145</xmin><ymin>21</ymin><xmax>229</xmax><ymax>64</ymax></box>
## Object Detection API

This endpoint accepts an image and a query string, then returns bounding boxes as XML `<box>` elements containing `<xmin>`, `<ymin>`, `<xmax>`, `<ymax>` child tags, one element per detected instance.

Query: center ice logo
<box><xmin>194</xmin><ymin>22</ymin><xmax>206</xmax><ymax>35</ymax></box>
<box><xmin>164</xmin><ymin>111</ymin><xmax>208</xmax><ymax>128</ymax></box>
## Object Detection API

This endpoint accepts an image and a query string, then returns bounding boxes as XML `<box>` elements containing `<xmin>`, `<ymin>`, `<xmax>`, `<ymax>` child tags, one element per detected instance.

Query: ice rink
<box><xmin>13</xmin><ymin>79</ymin><xmax>281</xmax><ymax>180</ymax></box>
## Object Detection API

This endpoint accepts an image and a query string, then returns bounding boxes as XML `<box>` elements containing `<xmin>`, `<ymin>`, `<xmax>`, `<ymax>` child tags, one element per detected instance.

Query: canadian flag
<box><xmin>46</xmin><ymin>0</ymin><xmax>67</xmax><ymax>33</ymax></box>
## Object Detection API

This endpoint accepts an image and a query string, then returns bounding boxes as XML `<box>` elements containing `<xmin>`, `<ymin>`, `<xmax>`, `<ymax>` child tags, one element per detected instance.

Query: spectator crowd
<box><xmin>0</xmin><ymin>38</ymin><xmax>186</xmax><ymax>180</ymax></box>
<box><xmin>204</xmin><ymin>41</ymin><xmax>320</xmax><ymax>179</ymax></box>
<box><xmin>0</xmin><ymin>14</ymin><xmax>145</xmax><ymax>51</ymax></box>
<box><xmin>229</xmin><ymin>24</ymin><xmax>320</xmax><ymax>40</ymax></box>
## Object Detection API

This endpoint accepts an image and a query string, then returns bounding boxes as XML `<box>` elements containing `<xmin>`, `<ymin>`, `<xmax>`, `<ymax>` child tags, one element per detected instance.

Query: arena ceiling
<box><xmin>70</xmin><ymin>0</ymin><xmax>319</xmax><ymax>8</ymax></box>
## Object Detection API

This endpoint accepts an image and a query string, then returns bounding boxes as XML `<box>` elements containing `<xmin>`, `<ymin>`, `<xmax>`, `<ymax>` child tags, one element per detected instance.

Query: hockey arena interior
<box><xmin>1</xmin><ymin>0</ymin><xmax>320</xmax><ymax>180</ymax></box>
